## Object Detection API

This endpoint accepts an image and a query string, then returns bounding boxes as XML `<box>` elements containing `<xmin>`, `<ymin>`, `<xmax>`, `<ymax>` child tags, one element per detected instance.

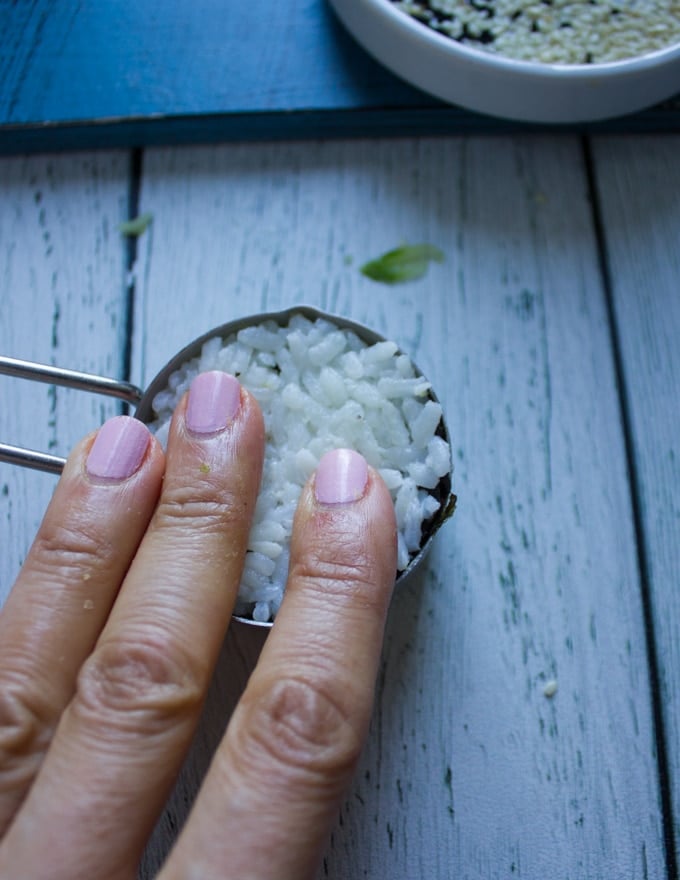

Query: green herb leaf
<box><xmin>119</xmin><ymin>212</ymin><xmax>153</xmax><ymax>237</ymax></box>
<box><xmin>360</xmin><ymin>244</ymin><xmax>444</xmax><ymax>285</ymax></box>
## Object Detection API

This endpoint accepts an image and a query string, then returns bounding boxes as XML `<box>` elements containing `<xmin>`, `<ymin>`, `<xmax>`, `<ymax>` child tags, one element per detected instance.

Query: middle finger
<box><xmin>0</xmin><ymin>372</ymin><xmax>264</xmax><ymax>880</ymax></box>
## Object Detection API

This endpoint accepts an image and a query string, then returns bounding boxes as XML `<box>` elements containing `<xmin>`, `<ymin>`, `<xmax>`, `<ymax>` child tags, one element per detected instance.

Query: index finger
<box><xmin>0</xmin><ymin>373</ymin><xmax>265</xmax><ymax>879</ymax></box>
<box><xmin>162</xmin><ymin>448</ymin><xmax>398</xmax><ymax>880</ymax></box>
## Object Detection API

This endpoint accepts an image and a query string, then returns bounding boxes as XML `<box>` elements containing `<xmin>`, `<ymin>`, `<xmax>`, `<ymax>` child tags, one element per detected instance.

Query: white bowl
<box><xmin>329</xmin><ymin>0</ymin><xmax>680</xmax><ymax>123</ymax></box>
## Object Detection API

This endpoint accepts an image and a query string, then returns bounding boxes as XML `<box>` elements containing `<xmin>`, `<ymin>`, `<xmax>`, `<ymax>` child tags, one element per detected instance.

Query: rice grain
<box><xmin>150</xmin><ymin>315</ymin><xmax>452</xmax><ymax>622</ymax></box>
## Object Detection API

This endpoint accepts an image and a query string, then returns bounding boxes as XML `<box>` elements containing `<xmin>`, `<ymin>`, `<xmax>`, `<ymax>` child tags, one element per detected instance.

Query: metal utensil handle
<box><xmin>0</xmin><ymin>443</ymin><xmax>66</xmax><ymax>475</ymax></box>
<box><xmin>0</xmin><ymin>355</ymin><xmax>144</xmax><ymax>474</ymax></box>
<box><xmin>0</xmin><ymin>356</ymin><xmax>143</xmax><ymax>403</ymax></box>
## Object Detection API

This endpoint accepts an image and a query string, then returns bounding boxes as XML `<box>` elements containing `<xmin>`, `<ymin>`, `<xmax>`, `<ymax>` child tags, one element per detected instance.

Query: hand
<box><xmin>0</xmin><ymin>371</ymin><xmax>397</xmax><ymax>880</ymax></box>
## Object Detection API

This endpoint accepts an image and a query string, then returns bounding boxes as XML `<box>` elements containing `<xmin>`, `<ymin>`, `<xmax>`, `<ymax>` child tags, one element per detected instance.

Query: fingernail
<box><xmin>315</xmin><ymin>448</ymin><xmax>368</xmax><ymax>505</ymax></box>
<box><xmin>86</xmin><ymin>416</ymin><xmax>151</xmax><ymax>482</ymax></box>
<box><xmin>186</xmin><ymin>371</ymin><xmax>241</xmax><ymax>435</ymax></box>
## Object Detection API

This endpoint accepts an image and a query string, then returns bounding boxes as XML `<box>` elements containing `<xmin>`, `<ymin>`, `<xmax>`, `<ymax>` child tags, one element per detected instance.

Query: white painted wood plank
<box><xmin>134</xmin><ymin>137</ymin><xmax>664</xmax><ymax>879</ymax></box>
<box><xmin>591</xmin><ymin>133</ymin><xmax>680</xmax><ymax>868</ymax></box>
<box><xmin>0</xmin><ymin>153</ymin><xmax>130</xmax><ymax>606</ymax></box>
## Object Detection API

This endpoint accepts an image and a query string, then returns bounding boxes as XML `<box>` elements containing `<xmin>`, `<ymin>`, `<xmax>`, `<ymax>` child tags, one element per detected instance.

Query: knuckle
<box><xmin>31</xmin><ymin>518</ymin><xmax>115</xmax><ymax>579</ymax></box>
<box><xmin>73</xmin><ymin>634</ymin><xmax>205</xmax><ymax>733</ymax></box>
<box><xmin>153</xmin><ymin>484</ymin><xmax>251</xmax><ymax>536</ymax></box>
<box><xmin>289</xmin><ymin>546</ymin><xmax>386</xmax><ymax>616</ymax></box>
<box><xmin>0</xmin><ymin>678</ymin><xmax>52</xmax><ymax>774</ymax></box>
<box><xmin>237</xmin><ymin>676</ymin><xmax>363</xmax><ymax>784</ymax></box>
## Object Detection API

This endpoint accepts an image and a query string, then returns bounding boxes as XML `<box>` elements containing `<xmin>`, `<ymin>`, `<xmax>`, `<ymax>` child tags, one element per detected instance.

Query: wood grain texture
<box><xmin>0</xmin><ymin>1</ymin><xmax>425</xmax><ymax>126</ymax></box>
<box><xmin>1</xmin><ymin>1</ymin><xmax>680</xmax><ymax>155</ymax></box>
<box><xmin>0</xmin><ymin>152</ymin><xmax>131</xmax><ymax>605</ymax></box>
<box><xmin>132</xmin><ymin>137</ymin><xmax>665</xmax><ymax>878</ymax></box>
<box><xmin>591</xmin><ymin>134</ymin><xmax>680</xmax><ymax>868</ymax></box>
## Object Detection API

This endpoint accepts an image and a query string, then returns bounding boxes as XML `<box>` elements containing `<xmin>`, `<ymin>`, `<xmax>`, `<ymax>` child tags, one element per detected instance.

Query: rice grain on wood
<box><xmin>149</xmin><ymin>315</ymin><xmax>452</xmax><ymax>623</ymax></box>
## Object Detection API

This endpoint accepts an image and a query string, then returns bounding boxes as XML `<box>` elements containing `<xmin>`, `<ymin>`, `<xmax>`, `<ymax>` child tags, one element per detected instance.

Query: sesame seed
<box><xmin>392</xmin><ymin>0</ymin><xmax>680</xmax><ymax>63</ymax></box>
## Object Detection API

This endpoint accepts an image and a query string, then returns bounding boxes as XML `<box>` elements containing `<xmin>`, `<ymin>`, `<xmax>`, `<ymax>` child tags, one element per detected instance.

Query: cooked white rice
<box><xmin>394</xmin><ymin>0</ymin><xmax>680</xmax><ymax>64</ymax></box>
<box><xmin>149</xmin><ymin>314</ymin><xmax>451</xmax><ymax>623</ymax></box>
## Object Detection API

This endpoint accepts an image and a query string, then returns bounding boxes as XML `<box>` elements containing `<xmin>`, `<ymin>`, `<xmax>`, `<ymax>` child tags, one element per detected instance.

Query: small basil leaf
<box><xmin>360</xmin><ymin>244</ymin><xmax>444</xmax><ymax>284</ymax></box>
<box><xmin>119</xmin><ymin>212</ymin><xmax>153</xmax><ymax>237</ymax></box>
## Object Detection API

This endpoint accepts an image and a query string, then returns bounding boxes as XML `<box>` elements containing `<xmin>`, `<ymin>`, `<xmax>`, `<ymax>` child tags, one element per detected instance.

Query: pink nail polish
<box><xmin>315</xmin><ymin>449</ymin><xmax>368</xmax><ymax>505</ymax></box>
<box><xmin>86</xmin><ymin>416</ymin><xmax>150</xmax><ymax>482</ymax></box>
<box><xmin>186</xmin><ymin>371</ymin><xmax>241</xmax><ymax>435</ymax></box>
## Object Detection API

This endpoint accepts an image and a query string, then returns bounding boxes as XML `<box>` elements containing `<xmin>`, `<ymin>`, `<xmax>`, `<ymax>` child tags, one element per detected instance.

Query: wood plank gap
<box><xmin>121</xmin><ymin>148</ymin><xmax>144</xmax><ymax>414</ymax></box>
<box><xmin>581</xmin><ymin>134</ymin><xmax>678</xmax><ymax>880</ymax></box>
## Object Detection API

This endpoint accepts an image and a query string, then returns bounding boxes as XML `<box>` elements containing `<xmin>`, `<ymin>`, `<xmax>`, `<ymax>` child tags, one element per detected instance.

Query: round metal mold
<box><xmin>1</xmin><ymin>305</ymin><xmax>457</xmax><ymax>628</ymax></box>
<box><xmin>138</xmin><ymin>306</ymin><xmax>457</xmax><ymax>626</ymax></box>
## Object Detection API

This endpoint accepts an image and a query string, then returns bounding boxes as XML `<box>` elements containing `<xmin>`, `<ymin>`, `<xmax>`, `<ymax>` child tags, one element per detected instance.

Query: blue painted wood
<box><xmin>593</xmin><ymin>136</ymin><xmax>680</xmax><ymax>871</ymax></box>
<box><xmin>1</xmin><ymin>135</ymin><xmax>677</xmax><ymax>879</ymax></box>
<box><xmin>1</xmin><ymin>0</ymin><xmax>680</xmax><ymax>154</ymax></box>
<box><xmin>131</xmin><ymin>138</ymin><xmax>666</xmax><ymax>878</ymax></box>
<box><xmin>0</xmin><ymin>2</ymin><xmax>426</xmax><ymax>122</ymax></box>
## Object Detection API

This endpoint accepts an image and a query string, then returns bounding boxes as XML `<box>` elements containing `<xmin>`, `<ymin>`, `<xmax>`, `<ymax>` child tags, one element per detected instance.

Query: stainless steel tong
<box><xmin>0</xmin><ymin>356</ymin><xmax>143</xmax><ymax>474</ymax></box>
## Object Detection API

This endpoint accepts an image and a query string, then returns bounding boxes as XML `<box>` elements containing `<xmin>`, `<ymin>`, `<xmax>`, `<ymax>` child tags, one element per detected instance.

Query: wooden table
<box><xmin>1</xmin><ymin>6</ymin><xmax>680</xmax><ymax>880</ymax></box>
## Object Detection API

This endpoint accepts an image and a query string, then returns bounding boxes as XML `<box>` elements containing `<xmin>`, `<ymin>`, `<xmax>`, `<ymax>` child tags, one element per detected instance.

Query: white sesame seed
<box><xmin>393</xmin><ymin>0</ymin><xmax>680</xmax><ymax>64</ymax></box>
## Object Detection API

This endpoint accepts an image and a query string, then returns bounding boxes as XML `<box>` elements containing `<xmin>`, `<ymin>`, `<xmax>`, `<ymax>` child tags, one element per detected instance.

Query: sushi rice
<box><xmin>149</xmin><ymin>313</ymin><xmax>452</xmax><ymax>623</ymax></box>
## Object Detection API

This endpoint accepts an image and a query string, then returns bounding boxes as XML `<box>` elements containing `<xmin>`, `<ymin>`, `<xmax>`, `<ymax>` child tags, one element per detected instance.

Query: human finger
<box><xmin>0</xmin><ymin>416</ymin><xmax>163</xmax><ymax>836</ymax></box>
<box><xmin>161</xmin><ymin>448</ymin><xmax>398</xmax><ymax>880</ymax></box>
<box><xmin>0</xmin><ymin>373</ymin><xmax>264</xmax><ymax>880</ymax></box>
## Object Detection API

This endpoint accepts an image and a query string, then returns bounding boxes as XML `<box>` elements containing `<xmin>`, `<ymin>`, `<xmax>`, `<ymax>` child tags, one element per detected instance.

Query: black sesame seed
<box><xmin>470</xmin><ymin>0</ymin><xmax>494</xmax><ymax>17</ymax></box>
<box><xmin>391</xmin><ymin>0</ymin><xmax>680</xmax><ymax>65</ymax></box>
